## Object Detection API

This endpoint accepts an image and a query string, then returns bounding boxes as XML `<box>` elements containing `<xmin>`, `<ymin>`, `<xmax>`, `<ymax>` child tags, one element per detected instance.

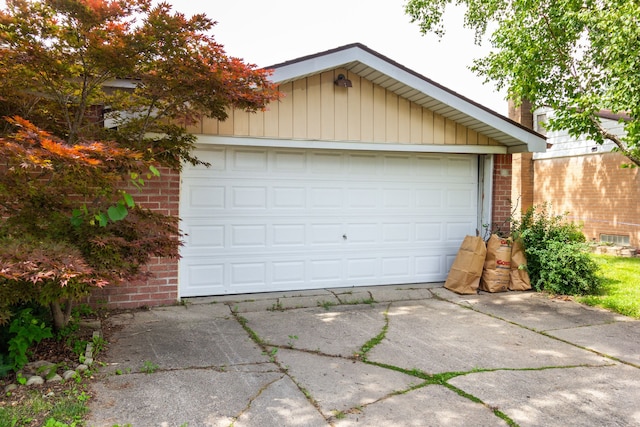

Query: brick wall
<box><xmin>534</xmin><ymin>152</ymin><xmax>640</xmax><ymax>248</ymax></box>
<box><xmin>508</xmin><ymin>99</ymin><xmax>535</xmax><ymax>220</ymax></box>
<box><xmin>492</xmin><ymin>154</ymin><xmax>513</xmax><ymax>234</ymax></box>
<box><xmin>87</xmin><ymin>167</ymin><xmax>181</xmax><ymax>309</ymax></box>
<box><xmin>511</xmin><ymin>152</ymin><xmax>534</xmax><ymax>217</ymax></box>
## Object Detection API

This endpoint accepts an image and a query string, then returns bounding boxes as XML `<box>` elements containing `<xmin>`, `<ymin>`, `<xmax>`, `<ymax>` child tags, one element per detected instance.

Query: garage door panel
<box><xmin>186</xmin><ymin>185</ymin><xmax>225</xmax><ymax>209</ymax></box>
<box><xmin>383</xmin><ymin>188</ymin><xmax>412</xmax><ymax>208</ymax></box>
<box><xmin>181</xmin><ymin>262</ymin><xmax>225</xmax><ymax>297</ymax></box>
<box><xmin>447</xmin><ymin>188</ymin><xmax>476</xmax><ymax>208</ymax></box>
<box><xmin>182</xmin><ymin>218</ymin><xmax>474</xmax><ymax>254</ymax></box>
<box><xmin>232</xmin><ymin>149</ymin><xmax>268</xmax><ymax>171</ymax></box>
<box><xmin>383</xmin><ymin>223</ymin><xmax>412</xmax><ymax>243</ymax></box>
<box><xmin>347</xmin><ymin>258</ymin><xmax>379</xmax><ymax>279</ymax></box>
<box><xmin>186</xmin><ymin>224</ymin><xmax>225</xmax><ymax>248</ymax></box>
<box><xmin>230</xmin><ymin>225</ymin><xmax>267</xmax><ymax>248</ymax></box>
<box><xmin>446</xmin><ymin>222</ymin><xmax>477</xmax><ymax>241</ymax></box>
<box><xmin>383</xmin><ymin>155</ymin><xmax>413</xmax><ymax>175</ymax></box>
<box><xmin>232</xmin><ymin>186</ymin><xmax>267</xmax><ymax>208</ymax></box>
<box><xmin>272</xmin><ymin>261</ymin><xmax>306</xmax><ymax>284</ymax></box>
<box><xmin>415</xmin><ymin>156</ymin><xmax>445</xmax><ymax>176</ymax></box>
<box><xmin>415</xmin><ymin>223</ymin><xmax>443</xmax><ymax>242</ymax></box>
<box><xmin>345</xmin><ymin>223</ymin><xmax>378</xmax><ymax>244</ymax></box>
<box><xmin>272</xmin><ymin>224</ymin><xmax>306</xmax><ymax>246</ymax></box>
<box><xmin>179</xmin><ymin>146</ymin><xmax>478</xmax><ymax>296</ymax></box>
<box><xmin>416</xmin><ymin>188</ymin><xmax>444</xmax><ymax>208</ymax></box>
<box><xmin>273</xmin><ymin>187</ymin><xmax>306</xmax><ymax>208</ymax></box>
<box><xmin>348</xmin><ymin>153</ymin><xmax>380</xmax><ymax>174</ymax></box>
<box><xmin>273</xmin><ymin>150</ymin><xmax>307</xmax><ymax>171</ymax></box>
<box><xmin>184</xmin><ymin>148</ymin><xmax>226</xmax><ymax>172</ymax></box>
<box><xmin>310</xmin><ymin>259</ymin><xmax>343</xmax><ymax>282</ymax></box>
<box><xmin>310</xmin><ymin>187</ymin><xmax>343</xmax><ymax>208</ymax></box>
<box><xmin>382</xmin><ymin>257</ymin><xmax>411</xmax><ymax>277</ymax></box>
<box><xmin>347</xmin><ymin>188</ymin><xmax>379</xmax><ymax>208</ymax></box>
<box><xmin>310</xmin><ymin>223</ymin><xmax>343</xmax><ymax>245</ymax></box>
<box><xmin>446</xmin><ymin>156</ymin><xmax>477</xmax><ymax>178</ymax></box>
<box><xmin>231</xmin><ymin>262</ymin><xmax>267</xmax><ymax>286</ymax></box>
<box><xmin>415</xmin><ymin>255</ymin><xmax>444</xmax><ymax>275</ymax></box>
<box><xmin>311</xmin><ymin>152</ymin><xmax>343</xmax><ymax>172</ymax></box>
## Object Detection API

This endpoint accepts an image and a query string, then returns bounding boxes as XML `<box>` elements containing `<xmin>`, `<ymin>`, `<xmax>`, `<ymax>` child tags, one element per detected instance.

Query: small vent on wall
<box><xmin>600</xmin><ymin>234</ymin><xmax>630</xmax><ymax>246</ymax></box>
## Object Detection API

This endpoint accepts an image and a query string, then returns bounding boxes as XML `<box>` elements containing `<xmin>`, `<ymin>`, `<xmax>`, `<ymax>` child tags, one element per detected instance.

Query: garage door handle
<box><xmin>343</xmin><ymin>234</ymin><xmax>347</xmax><ymax>240</ymax></box>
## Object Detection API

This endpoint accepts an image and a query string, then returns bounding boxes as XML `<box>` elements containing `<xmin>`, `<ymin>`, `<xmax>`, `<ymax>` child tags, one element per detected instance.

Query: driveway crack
<box><xmin>228</xmin><ymin>375</ymin><xmax>285</xmax><ymax>426</ymax></box>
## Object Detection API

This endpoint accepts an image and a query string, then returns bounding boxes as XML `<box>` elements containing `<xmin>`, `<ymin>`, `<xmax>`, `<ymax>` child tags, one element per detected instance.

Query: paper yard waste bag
<box><xmin>509</xmin><ymin>238</ymin><xmax>532</xmax><ymax>291</ymax></box>
<box><xmin>444</xmin><ymin>235</ymin><xmax>486</xmax><ymax>295</ymax></box>
<box><xmin>480</xmin><ymin>234</ymin><xmax>511</xmax><ymax>293</ymax></box>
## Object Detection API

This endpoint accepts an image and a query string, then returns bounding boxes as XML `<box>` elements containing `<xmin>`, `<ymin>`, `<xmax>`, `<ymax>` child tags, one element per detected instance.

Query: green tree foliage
<box><xmin>0</xmin><ymin>0</ymin><xmax>280</xmax><ymax>330</ymax></box>
<box><xmin>406</xmin><ymin>0</ymin><xmax>640</xmax><ymax>166</ymax></box>
<box><xmin>511</xmin><ymin>205</ymin><xmax>600</xmax><ymax>295</ymax></box>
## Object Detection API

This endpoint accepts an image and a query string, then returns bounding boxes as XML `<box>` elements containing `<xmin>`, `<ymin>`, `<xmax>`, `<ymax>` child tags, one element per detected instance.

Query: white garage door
<box><xmin>179</xmin><ymin>146</ymin><xmax>478</xmax><ymax>297</ymax></box>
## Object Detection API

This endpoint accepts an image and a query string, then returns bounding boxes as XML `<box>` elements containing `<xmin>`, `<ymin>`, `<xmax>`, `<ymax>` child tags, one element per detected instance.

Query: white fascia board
<box><xmin>270</xmin><ymin>47</ymin><xmax>365</xmax><ymax>82</ymax></box>
<box><xmin>194</xmin><ymin>135</ymin><xmax>507</xmax><ymax>155</ymax></box>
<box><xmin>363</xmin><ymin>55</ymin><xmax>547</xmax><ymax>153</ymax></box>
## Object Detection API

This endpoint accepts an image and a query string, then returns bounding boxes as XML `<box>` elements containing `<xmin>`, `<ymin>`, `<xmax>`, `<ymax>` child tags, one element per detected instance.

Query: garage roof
<box><xmin>267</xmin><ymin>43</ymin><xmax>546</xmax><ymax>153</ymax></box>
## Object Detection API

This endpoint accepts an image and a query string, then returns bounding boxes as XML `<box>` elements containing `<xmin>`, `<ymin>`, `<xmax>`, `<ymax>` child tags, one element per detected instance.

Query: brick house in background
<box><xmin>510</xmin><ymin>102</ymin><xmax>640</xmax><ymax>249</ymax></box>
<box><xmin>89</xmin><ymin>43</ymin><xmax>546</xmax><ymax>308</ymax></box>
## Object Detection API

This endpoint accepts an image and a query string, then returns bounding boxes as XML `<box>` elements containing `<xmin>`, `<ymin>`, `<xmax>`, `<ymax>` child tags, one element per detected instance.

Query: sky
<box><xmin>166</xmin><ymin>0</ymin><xmax>509</xmax><ymax>115</ymax></box>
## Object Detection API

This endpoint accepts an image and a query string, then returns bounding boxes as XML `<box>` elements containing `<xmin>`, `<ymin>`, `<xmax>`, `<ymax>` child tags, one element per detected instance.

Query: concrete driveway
<box><xmin>87</xmin><ymin>284</ymin><xmax>640</xmax><ymax>427</ymax></box>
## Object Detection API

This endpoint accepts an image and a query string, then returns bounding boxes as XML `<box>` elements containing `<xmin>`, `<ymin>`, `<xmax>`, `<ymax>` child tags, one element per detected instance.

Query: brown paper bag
<box><xmin>509</xmin><ymin>238</ymin><xmax>532</xmax><ymax>291</ymax></box>
<box><xmin>445</xmin><ymin>235</ymin><xmax>487</xmax><ymax>295</ymax></box>
<box><xmin>480</xmin><ymin>234</ymin><xmax>511</xmax><ymax>293</ymax></box>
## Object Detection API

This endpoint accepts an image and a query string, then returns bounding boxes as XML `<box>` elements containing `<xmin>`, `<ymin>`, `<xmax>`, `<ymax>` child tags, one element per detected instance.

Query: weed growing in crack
<box><xmin>299</xmin><ymin>386</ymin><xmax>313</xmax><ymax>401</ymax></box>
<box><xmin>428</xmin><ymin>371</ymin><xmax>468</xmax><ymax>385</ymax></box>
<box><xmin>287</xmin><ymin>335</ymin><xmax>298</xmax><ymax>348</ymax></box>
<box><xmin>262</xmin><ymin>348</ymin><xmax>278</xmax><ymax>362</ymax></box>
<box><xmin>235</xmin><ymin>315</ymin><xmax>263</xmax><ymax>345</ymax></box>
<box><xmin>318</xmin><ymin>300</ymin><xmax>337</xmax><ymax>310</ymax></box>
<box><xmin>140</xmin><ymin>361</ymin><xmax>159</xmax><ymax>374</ymax></box>
<box><xmin>357</xmin><ymin>306</ymin><xmax>389</xmax><ymax>360</ymax></box>
<box><xmin>342</xmin><ymin>298</ymin><xmax>376</xmax><ymax>306</ymax></box>
<box><xmin>268</xmin><ymin>301</ymin><xmax>284</xmax><ymax>311</ymax></box>
<box><xmin>332</xmin><ymin>409</ymin><xmax>346</xmax><ymax>419</ymax></box>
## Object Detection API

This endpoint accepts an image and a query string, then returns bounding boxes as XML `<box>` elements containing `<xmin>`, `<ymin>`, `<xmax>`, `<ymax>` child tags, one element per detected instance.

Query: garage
<box><xmin>90</xmin><ymin>43</ymin><xmax>546</xmax><ymax>306</ymax></box>
<box><xmin>179</xmin><ymin>145</ymin><xmax>479</xmax><ymax>297</ymax></box>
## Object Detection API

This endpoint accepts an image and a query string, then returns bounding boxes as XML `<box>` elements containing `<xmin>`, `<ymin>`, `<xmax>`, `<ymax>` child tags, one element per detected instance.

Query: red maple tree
<box><xmin>0</xmin><ymin>0</ymin><xmax>280</xmax><ymax>329</ymax></box>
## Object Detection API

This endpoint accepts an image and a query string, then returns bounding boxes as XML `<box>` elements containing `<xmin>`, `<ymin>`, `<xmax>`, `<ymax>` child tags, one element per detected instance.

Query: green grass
<box><xmin>577</xmin><ymin>254</ymin><xmax>640</xmax><ymax>318</ymax></box>
<box><xmin>0</xmin><ymin>386</ymin><xmax>89</xmax><ymax>427</ymax></box>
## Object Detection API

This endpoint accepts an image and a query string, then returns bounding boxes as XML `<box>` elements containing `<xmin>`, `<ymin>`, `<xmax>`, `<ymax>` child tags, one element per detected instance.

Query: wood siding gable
<box><xmin>188</xmin><ymin>69</ymin><xmax>501</xmax><ymax>148</ymax></box>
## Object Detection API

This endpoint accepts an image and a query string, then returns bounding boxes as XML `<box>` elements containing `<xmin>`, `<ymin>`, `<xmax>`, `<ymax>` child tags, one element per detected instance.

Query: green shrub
<box><xmin>512</xmin><ymin>204</ymin><xmax>600</xmax><ymax>295</ymax></box>
<box><xmin>6</xmin><ymin>308</ymin><xmax>53</xmax><ymax>372</ymax></box>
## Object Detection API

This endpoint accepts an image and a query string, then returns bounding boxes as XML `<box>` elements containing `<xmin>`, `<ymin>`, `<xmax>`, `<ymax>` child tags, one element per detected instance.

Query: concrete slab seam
<box><xmin>539</xmin><ymin>330</ymin><xmax>640</xmax><ymax>369</ymax></box>
<box><xmin>430</xmin><ymin>291</ymin><xmax>638</xmax><ymax>369</ymax></box>
<box><xmin>229</xmin><ymin>375</ymin><xmax>286</xmax><ymax>424</ymax></box>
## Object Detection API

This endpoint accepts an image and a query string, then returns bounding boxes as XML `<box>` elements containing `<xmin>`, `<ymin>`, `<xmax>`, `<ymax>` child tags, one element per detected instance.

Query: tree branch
<box><xmin>590</xmin><ymin>116</ymin><xmax>640</xmax><ymax>167</ymax></box>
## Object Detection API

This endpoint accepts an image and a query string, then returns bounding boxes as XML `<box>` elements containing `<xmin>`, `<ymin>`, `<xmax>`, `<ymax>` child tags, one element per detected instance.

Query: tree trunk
<box><xmin>50</xmin><ymin>299</ymin><xmax>73</xmax><ymax>332</ymax></box>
